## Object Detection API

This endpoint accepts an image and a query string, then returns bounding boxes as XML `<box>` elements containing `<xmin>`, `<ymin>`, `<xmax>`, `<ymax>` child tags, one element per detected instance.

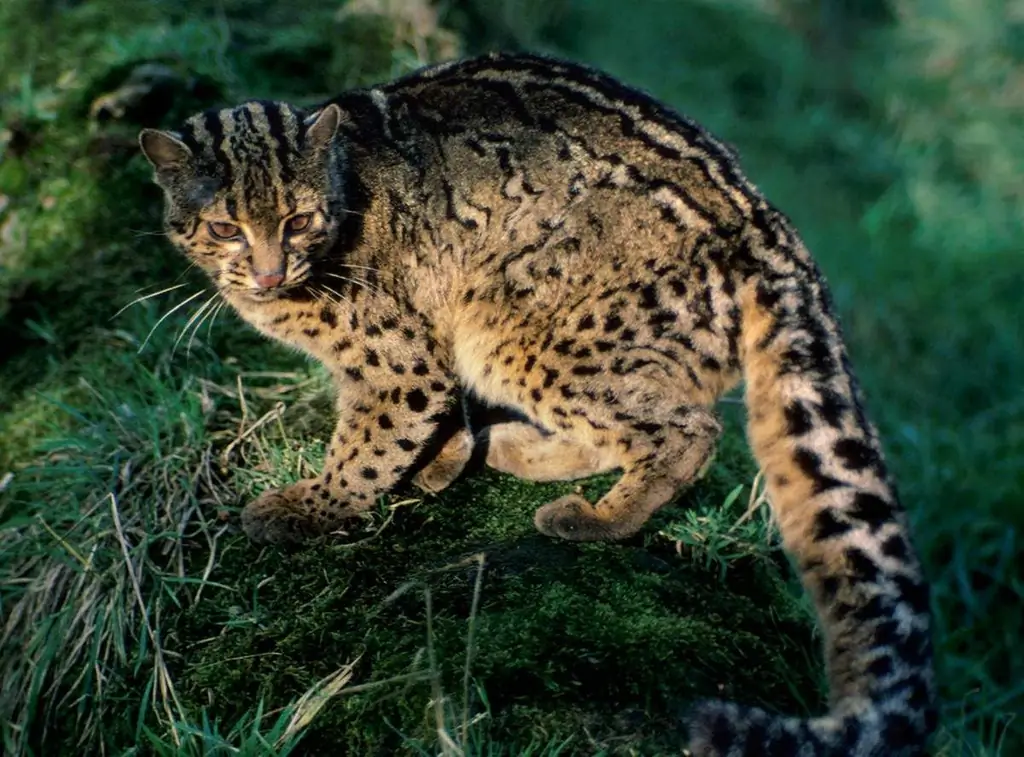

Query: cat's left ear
<box><xmin>139</xmin><ymin>129</ymin><xmax>193</xmax><ymax>175</ymax></box>
<box><xmin>303</xmin><ymin>104</ymin><xmax>343</xmax><ymax>152</ymax></box>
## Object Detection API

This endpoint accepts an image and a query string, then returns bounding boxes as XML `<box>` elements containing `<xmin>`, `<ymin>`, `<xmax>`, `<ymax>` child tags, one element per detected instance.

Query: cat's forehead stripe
<box><xmin>244</xmin><ymin>102</ymin><xmax>296</xmax><ymax>217</ymax></box>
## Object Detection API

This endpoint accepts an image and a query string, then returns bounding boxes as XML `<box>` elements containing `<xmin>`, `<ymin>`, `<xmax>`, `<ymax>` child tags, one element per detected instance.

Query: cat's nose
<box><xmin>253</xmin><ymin>270</ymin><xmax>285</xmax><ymax>289</ymax></box>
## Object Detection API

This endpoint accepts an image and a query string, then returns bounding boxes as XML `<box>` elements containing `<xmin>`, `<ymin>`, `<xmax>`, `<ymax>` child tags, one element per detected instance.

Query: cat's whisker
<box><xmin>205</xmin><ymin>300</ymin><xmax>228</xmax><ymax>342</ymax></box>
<box><xmin>137</xmin><ymin>289</ymin><xmax>207</xmax><ymax>354</ymax></box>
<box><xmin>337</xmin><ymin>263</ymin><xmax>381</xmax><ymax>273</ymax></box>
<box><xmin>318</xmin><ymin>285</ymin><xmax>352</xmax><ymax>308</ymax></box>
<box><xmin>187</xmin><ymin>296</ymin><xmax>226</xmax><ymax>357</ymax></box>
<box><xmin>112</xmin><ymin>283</ymin><xmax>191</xmax><ymax>320</ymax></box>
<box><xmin>173</xmin><ymin>292</ymin><xmax>220</xmax><ymax>357</ymax></box>
<box><xmin>321</xmin><ymin>271</ymin><xmax>385</xmax><ymax>297</ymax></box>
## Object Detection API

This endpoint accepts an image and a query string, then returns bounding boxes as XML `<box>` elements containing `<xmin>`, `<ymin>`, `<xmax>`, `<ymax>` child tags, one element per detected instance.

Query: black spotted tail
<box><xmin>685</xmin><ymin>221</ymin><xmax>936</xmax><ymax>756</ymax></box>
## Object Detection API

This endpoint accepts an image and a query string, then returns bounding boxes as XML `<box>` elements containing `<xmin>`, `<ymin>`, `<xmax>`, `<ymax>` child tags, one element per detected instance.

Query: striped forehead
<box><xmin>182</xmin><ymin>101</ymin><xmax>304</xmax><ymax>220</ymax></box>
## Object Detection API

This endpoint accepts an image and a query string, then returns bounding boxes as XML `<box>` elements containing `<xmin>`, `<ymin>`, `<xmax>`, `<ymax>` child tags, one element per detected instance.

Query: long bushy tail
<box><xmin>686</xmin><ymin>219</ymin><xmax>936</xmax><ymax>756</ymax></box>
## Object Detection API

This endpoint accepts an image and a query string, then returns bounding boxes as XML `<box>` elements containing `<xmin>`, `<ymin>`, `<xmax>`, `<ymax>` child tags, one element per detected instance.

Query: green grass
<box><xmin>1</xmin><ymin>0</ymin><xmax>1022</xmax><ymax>755</ymax></box>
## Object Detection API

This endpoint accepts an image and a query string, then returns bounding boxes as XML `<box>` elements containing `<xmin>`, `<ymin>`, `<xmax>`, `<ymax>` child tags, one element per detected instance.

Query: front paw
<box><xmin>240</xmin><ymin>480</ymin><xmax>325</xmax><ymax>545</ymax></box>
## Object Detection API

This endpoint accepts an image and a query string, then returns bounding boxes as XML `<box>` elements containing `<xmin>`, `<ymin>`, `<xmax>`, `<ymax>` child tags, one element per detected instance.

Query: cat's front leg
<box><xmin>241</xmin><ymin>363</ymin><xmax>460</xmax><ymax>545</ymax></box>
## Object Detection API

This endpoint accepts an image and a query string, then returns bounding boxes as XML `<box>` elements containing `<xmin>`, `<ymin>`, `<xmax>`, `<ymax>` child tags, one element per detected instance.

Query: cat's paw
<box><xmin>240</xmin><ymin>480</ymin><xmax>326</xmax><ymax>545</ymax></box>
<box><xmin>534</xmin><ymin>494</ymin><xmax>615</xmax><ymax>542</ymax></box>
<box><xmin>412</xmin><ymin>427</ymin><xmax>474</xmax><ymax>493</ymax></box>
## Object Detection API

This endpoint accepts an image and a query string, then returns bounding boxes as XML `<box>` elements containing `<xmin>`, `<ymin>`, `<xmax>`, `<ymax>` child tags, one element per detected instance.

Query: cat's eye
<box><xmin>286</xmin><ymin>213</ymin><xmax>312</xmax><ymax>233</ymax></box>
<box><xmin>208</xmin><ymin>221</ymin><xmax>241</xmax><ymax>240</ymax></box>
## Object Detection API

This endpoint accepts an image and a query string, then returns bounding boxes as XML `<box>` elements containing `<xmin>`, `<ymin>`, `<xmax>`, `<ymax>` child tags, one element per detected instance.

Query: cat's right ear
<box><xmin>138</xmin><ymin>129</ymin><xmax>192</xmax><ymax>176</ymax></box>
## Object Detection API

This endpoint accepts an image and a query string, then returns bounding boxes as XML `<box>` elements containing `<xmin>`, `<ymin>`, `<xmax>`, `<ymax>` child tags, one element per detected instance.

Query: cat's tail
<box><xmin>686</xmin><ymin>219</ymin><xmax>936</xmax><ymax>756</ymax></box>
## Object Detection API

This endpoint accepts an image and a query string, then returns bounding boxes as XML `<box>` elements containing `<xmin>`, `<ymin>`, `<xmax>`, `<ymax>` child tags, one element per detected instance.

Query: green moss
<box><xmin>169</xmin><ymin>450</ymin><xmax>816</xmax><ymax>755</ymax></box>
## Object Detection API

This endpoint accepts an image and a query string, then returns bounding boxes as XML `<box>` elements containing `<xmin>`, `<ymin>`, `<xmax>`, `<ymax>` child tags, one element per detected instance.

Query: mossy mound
<box><xmin>173</xmin><ymin>459</ymin><xmax>820</xmax><ymax>754</ymax></box>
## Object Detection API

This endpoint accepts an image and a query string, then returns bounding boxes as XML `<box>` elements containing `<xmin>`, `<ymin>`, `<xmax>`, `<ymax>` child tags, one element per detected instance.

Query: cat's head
<box><xmin>139</xmin><ymin>101</ymin><xmax>345</xmax><ymax>300</ymax></box>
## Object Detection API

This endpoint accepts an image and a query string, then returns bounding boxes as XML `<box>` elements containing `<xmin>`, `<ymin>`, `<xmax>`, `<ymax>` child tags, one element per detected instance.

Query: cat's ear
<box><xmin>138</xmin><ymin>129</ymin><xmax>192</xmax><ymax>174</ymax></box>
<box><xmin>303</xmin><ymin>104</ymin><xmax>343</xmax><ymax>152</ymax></box>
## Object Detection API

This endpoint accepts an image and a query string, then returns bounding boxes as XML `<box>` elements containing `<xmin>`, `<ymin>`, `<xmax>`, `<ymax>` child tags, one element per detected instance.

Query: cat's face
<box><xmin>139</xmin><ymin>101</ymin><xmax>345</xmax><ymax>301</ymax></box>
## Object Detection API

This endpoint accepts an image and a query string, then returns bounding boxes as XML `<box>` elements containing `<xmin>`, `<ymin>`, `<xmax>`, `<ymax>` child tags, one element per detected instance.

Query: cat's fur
<box><xmin>140</xmin><ymin>52</ymin><xmax>935</xmax><ymax>756</ymax></box>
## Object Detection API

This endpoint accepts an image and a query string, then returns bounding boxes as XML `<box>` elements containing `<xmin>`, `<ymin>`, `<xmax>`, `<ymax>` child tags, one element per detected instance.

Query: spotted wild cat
<box><xmin>139</xmin><ymin>52</ymin><xmax>935</xmax><ymax>757</ymax></box>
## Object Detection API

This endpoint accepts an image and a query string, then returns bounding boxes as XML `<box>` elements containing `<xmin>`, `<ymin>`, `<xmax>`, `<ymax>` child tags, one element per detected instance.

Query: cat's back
<box><xmin>366</xmin><ymin>52</ymin><xmax>756</xmax><ymax>236</ymax></box>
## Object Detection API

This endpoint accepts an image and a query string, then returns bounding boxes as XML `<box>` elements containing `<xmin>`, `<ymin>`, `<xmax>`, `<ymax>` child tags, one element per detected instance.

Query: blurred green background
<box><xmin>1</xmin><ymin>0</ymin><xmax>1021</xmax><ymax>755</ymax></box>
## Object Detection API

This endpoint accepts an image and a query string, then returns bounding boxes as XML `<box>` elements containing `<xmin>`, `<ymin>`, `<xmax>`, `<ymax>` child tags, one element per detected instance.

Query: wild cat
<box><xmin>139</xmin><ymin>52</ymin><xmax>935</xmax><ymax>756</ymax></box>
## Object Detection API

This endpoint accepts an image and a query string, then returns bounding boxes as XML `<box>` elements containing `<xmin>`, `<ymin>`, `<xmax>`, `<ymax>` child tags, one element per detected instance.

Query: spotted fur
<box><xmin>140</xmin><ymin>52</ymin><xmax>935</xmax><ymax>756</ymax></box>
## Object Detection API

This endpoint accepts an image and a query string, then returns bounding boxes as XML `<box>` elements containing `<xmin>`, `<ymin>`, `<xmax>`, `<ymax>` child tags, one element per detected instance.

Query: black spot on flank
<box><xmin>319</xmin><ymin>307</ymin><xmax>337</xmax><ymax>327</ymax></box>
<box><xmin>396</xmin><ymin>438</ymin><xmax>416</xmax><ymax>452</ymax></box>
<box><xmin>813</xmin><ymin>508</ymin><xmax>852</xmax><ymax>540</ymax></box>
<box><xmin>595</xmin><ymin>340</ymin><xmax>615</xmax><ymax>352</ymax></box>
<box><xmin>360</xmin><ymin>467</ymin><xmax>379</xmax><ymax>480</ymax></box>
<box><xmin>381</xmin><ymin>316</ymin><xmax>399</xmax><ymax>330</ymax></box>
<box><xmin>524</xmin><ymin>355</ymin><xmax>537</xmax><ymax>372</ymax></box>
<box><xmin>553</xmin><ymin>339</ymin><xmax>575</xmax><ymax>355</ymax></box>
<box><xmin>530</xmin><ymin>389</ymin><xmax>542</xmax><ymax>402</ymax></box>
<box><xmin>560</xmin><ymin>385</ymin><xmax>577</xmax><ymax>399</ymax></box>
<box><xmin>462</xmin><ymin>288</ymin><xmax>476</xmax><ymax>304</ymax></box>
<box><xmin>638</xmin><ymin>284</ymin><xmax>659</xmax><ymax>309</ymax></box>
<box><xmin>846</xmin><ymin>547</ymin><xmax>881</xmax><ymax>582</ymax></box>
<box><xmin>302</xmin><ymin>327</ymin><xmax>320</xmax><ymax>338</ymax></box>
<box><xmin>334</xmin><ymin>338</ymin><xmax>352</xmax><ymax>352</ymax></box>
<box><xmin>390</xmin><ymin>362</ymin><xmax>406</xmax><ymax>375</ymax></box>
<box><xmin>390</xmin><ymin>387</ymin><xmax>402</xmax><ymax>403</ymax></box>
<box><xmin>402</xmin><ymin>327</ymin><xmax>417</xmax><ymax>340</ymax></box>
<box><xmin>847</xmin><ymin>492</ymin><xmax>896</xmax><ymax>530</ymax></box>
<box><xmin>834</xmin><ymin>437</ymin><xmax>880</xmax><ymax>472</ymax></box>
<box><xmin>574</xmin><ymin>346</ymin><xmax>593</xmax><ymax>359</ymax></box>
<box><xmin>620</xmin><ymin>328</ymin><xmax>636</xmax><ymax>342</ymax></box>
<box><xmin>784</xmin><ymin>402</ymin><xmax>814</xmax><ymax>436</ymax></box>
<box><xmin>412</xmin><ymin>359</ymin><xmax>430</xmax><ymax>376</ymax></box>
<box><xmin>406</xmin><ymin>388</ymin><xmax>428</xmax><ymax>412</ymax></box>
<box><xmin>542</xmin><ymin>367</ymin><xmax>559</xmax><ymax>388</ymax></box>
<box><xmin>365</xmin><ymin>324</ymin><xmax>382</xmax><ymax>337</ymax></box>
<box><xmin>881</xmin><ymin>534</ymin><xmax>909</xmax><ymax>560</ymax></box>
<box><xmin>571</xmin><ymin>365</ymin><xmax>602</xmax><ymax>376</ymax></box>
<box><xmin>378</xmin><ymin>414</ymin><xmax>394</xmax><ymax>430</ymax></box>
<box><xmin>271</xmin><ymin>313</ymin><xmax>291</xmax><ymax>325</ymax></box>
<box><xmin>430</xmin><ymin>381</ymin><xmax>447</xmax><ymax>393</ymax></box>
<box><xmin>603</xmin><ymin>313</ymin><xmax>623</xmax><ymax>332</ymax></box>
<box><xmin>632</xmin><ymin>421</ymin><xmax>662</xmax><ymax>435</ymax></box>
<box><xmin>577</xmin><ymin>313</ymin><xmax>595</xmax><ymax>331</ymax></box>
<box><xmin>345</xmin><ymin>367</ymin><xmax>364</xmax><ymax>381</ymax></box>
<box><xmin>365</xmin><ymin>348</ymin><xmax>381</xmax><ymax>367</ymax></box>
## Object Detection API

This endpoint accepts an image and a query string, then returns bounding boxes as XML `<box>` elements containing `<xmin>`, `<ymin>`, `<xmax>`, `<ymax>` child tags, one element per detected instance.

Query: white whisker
<box><xmin>321</xmin><ymin>271</ymin><xmax>385</xmax><ymax>297</ymax></box>
<box><xmin>205</xmin><ymin>300</ymin><xmax>228</xmax><ymax>341</ymax></box>
<box><xmin>137</xmin><ymin>289</ymin><xmax>207</xmax><ymax>354</ymax></box>
<box><xmin>173</xmin><ymin>292</ymin><xmax>219</xmax><ymax>357</ymax></box>
<box><xmin>112</xmin><ymin>283</ymin><xmax>191</xmax><ymax>320</ymax></box>
<box><xmin>337</xmin><ymin>263</ymin><xmax>380</xmax><ymax>273</ymax></box>
<box><xmin>187</xmin><ymin>296</ymin><xmax>225</xmax><ymax>357</ymax></box>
